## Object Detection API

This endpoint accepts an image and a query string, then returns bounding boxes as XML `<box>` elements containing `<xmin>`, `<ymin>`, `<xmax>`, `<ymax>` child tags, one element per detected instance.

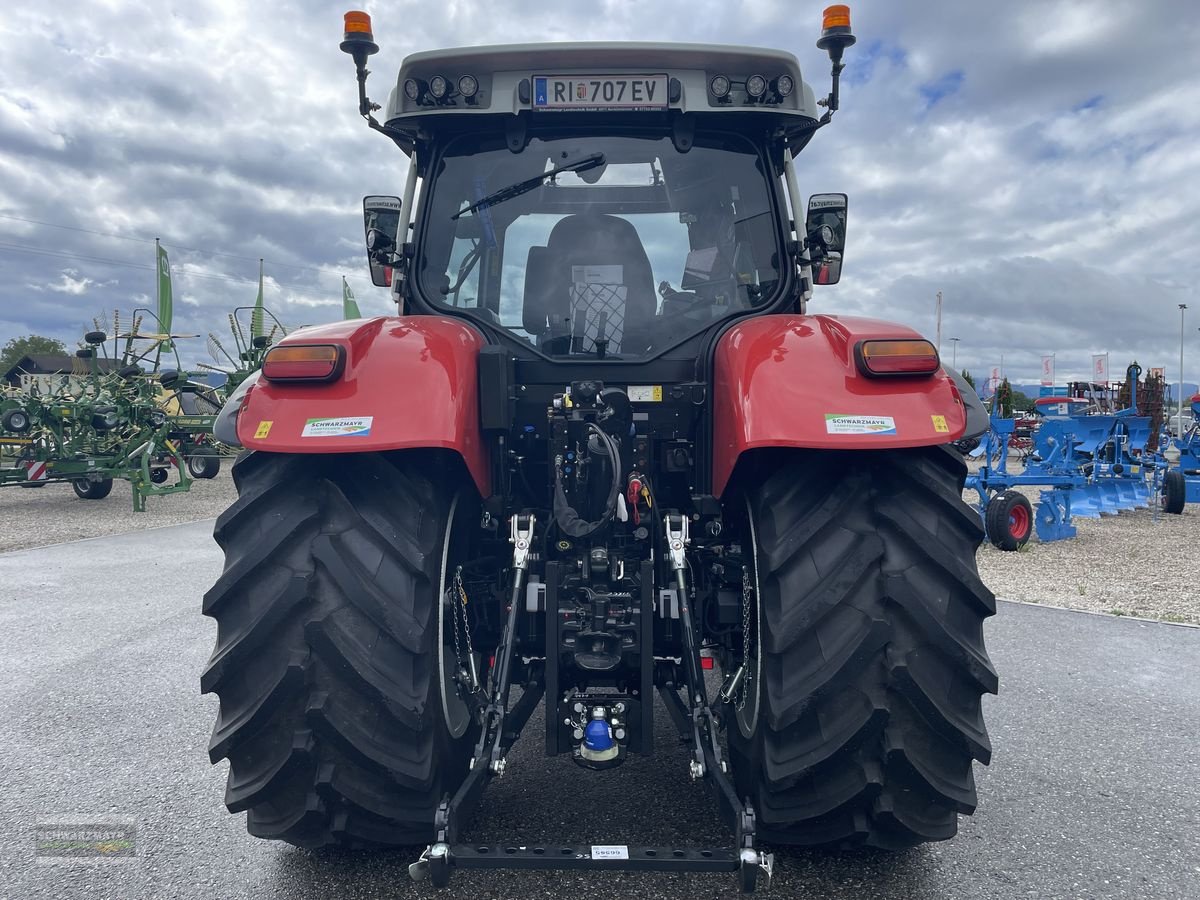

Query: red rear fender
<box><xmin>712</xmin><ymin>314</ymin><xmax>968</xmax><ymax>496</ymax></box>
<box><xmin>237</xmin><ymin>316</ymin><xmax>490</xmax><ymax>495</ymax></box>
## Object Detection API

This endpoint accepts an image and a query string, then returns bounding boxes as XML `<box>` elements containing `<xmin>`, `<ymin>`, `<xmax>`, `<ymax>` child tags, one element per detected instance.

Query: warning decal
<box><xmin>824</xmin><ymin>414</ymin><xmax>897</xmax><ymax>436</ymax></box>
<box><xmin>301</xmin><ymin>416</ymin><xmax>373</xmax><ymax>438</ymax></box>
<box><xmin>627</xmin><ymin>385</ymin><xmax>662</xmax><ymax>402</ymax></box>
<box><xmin>931</xmin><ymin>415</ymin><xmax>949</xmax><ymax>433</ymax></box>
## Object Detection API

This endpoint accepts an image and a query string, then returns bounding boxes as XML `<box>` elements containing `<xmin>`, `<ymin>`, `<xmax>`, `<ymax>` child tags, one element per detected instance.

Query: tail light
<box><xmin>856</xmin><ymin>339</ymin><xmax>940</xmax><ymax>376</ymax></box>
<box><xmin>262</xmin><ymin>345</ymin><xmax>345</xmax><ymax>382</ymax></box>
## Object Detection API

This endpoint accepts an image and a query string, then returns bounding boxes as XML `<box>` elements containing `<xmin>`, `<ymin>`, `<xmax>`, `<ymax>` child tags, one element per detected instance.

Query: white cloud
<box><xmin>45</xmin><ymin>269</ymin><xmax>94</xmax><ymax>294</ymax></box>
<box><xmin>0</xmin><ymin>0</ymin><xmax>1197</xmax><ymax>382</ymax></box>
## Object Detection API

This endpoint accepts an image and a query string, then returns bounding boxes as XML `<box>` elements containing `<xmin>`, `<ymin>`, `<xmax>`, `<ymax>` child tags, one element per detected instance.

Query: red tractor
<box><xmin>204</xmin><ymin>7</ymin><xmax>994</xmax><ymax>891</ymax></box>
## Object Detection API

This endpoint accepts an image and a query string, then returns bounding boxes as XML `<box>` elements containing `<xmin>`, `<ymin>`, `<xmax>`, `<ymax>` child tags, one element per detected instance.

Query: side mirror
<box><xmin>363</xmin><ymin>195</ymin><xmax>403</xmax><ymax>288</ymax></box>
<box><xmin>805</xmin><ymin>192</ymin><xmax>848</xmax><ymax>285</ymax></box>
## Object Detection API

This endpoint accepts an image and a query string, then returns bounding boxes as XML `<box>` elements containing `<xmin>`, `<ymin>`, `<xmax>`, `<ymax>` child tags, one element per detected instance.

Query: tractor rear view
<box><xmin>203</xmin><ymin>7</ymin><xmax>995</xmax><ymax>891</ymax></box>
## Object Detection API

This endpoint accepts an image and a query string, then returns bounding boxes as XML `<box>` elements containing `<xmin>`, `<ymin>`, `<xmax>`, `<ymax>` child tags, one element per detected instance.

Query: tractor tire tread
<box><xmin>729</xmin><ymin>446</ymin><xmax>996</xmax><ymax>849</ymax></box>
<box><xmin>1163</xmin><ymin>470</ymin><xmax>1186</xmax><ymax>515</ymax></box>
<box><xmin>203</xmin><ymin>450</ymin><xmax>471</xmax><ymax>848</ymax></box>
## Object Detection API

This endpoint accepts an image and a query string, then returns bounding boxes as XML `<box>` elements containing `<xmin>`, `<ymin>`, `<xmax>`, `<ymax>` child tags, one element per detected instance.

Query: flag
<box><xmin>989</xmin><ymin>365</ymin><xmax>1001</xmax><ymax>395</ymax></box>
<box><xmin>343</xmin><ymin>277</ymin><xmax>361</xmax><ymax>319</ymax></box>
<box><xmin>1092</xmin><ymin>353</ymin><xmax>1109</xmax><ymax>383</ymax></box>
<box><xmin>251</xmin><ymin>259</ymin><xmax>264</xmax><ymax>339</ymax></box>
<box><xmin>1041</xmin><ymin>355</ymin><xmax>1054</xmax><ymax>387</ymax></box>
<box><xmin>156</xmin><ymin>240</ymin><xmax>173</xmax><ymax>349</ymax></box>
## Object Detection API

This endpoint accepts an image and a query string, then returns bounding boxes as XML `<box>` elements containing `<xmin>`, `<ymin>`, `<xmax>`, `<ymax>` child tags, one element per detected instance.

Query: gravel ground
<box><xmin>0</xmin><ymin>466</ymin><xmax>237</xmax><ymax>552</ymax></box>
<box><xmin>965</xmin><ymin>456</ymin><xmax>1200</xmax><ymax>625</ymax></box>
<box><xmin>0</xmin><ymin>454</ymin><xmax>1196</xmax><ymax>626</ymax></box>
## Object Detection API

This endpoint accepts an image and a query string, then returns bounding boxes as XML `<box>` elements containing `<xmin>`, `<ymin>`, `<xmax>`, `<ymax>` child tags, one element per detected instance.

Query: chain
<box><xmin>449</xmin><ymin>566</ymin><xmax>477</xmax><ymax>668</ymax></box>
<box><xmin>455</xmin><ymin>566</ymin><xmax>476</xmax><ymax>662</ymax></box>
<box><xmin>738</xmin><ymin>566</ymin><xmax>754</xmax><ymax>711</ymax></box>
<box><xmin>449</xmin><ymin>568</ymin><xmax>465</xmax><ymax>667</ymax></box>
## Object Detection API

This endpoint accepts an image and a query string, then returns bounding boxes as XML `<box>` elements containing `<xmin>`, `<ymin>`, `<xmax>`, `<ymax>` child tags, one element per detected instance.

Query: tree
<box><xmin>0</xmin><ymin>335</ymin><xmax>68</xmax><ymax>374</ymax></box>
<box><xmin>997</xmin><ymin>377</ymin><xmax>1013</xmax><ymax>418</ymax></box>
<box><xmin>960</xmin><ymin>369</ymin><xmax>976</xmax><ymax>389</ymax></box>
<box><xmin>1009</xmin><ymin>387</ymin><xmax>1035</xmax><ymax>413</ymax></box>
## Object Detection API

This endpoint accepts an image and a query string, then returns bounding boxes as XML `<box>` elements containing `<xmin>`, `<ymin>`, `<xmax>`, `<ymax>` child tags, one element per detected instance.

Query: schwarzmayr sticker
<box><xmin>824</xmin><ymin>414</ymin><xmax>896</xmax><ymax>435</ymax></box>
<box><xmin>301</xmin><ymin>416</ymin><xmax>373</xmax><ymax>437</ymax></box>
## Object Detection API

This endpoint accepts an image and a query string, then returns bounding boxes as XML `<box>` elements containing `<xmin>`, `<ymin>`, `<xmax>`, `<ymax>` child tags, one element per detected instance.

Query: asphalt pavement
<box><xmin>0</xmin><ymin>521</ymin><xmax>1197</xmax><ymax>899</ymax></box>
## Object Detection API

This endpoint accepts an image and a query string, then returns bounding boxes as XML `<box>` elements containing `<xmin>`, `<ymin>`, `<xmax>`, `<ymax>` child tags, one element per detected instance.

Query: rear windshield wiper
<box><xmin>451</xmin><ymin>153</ymin><xmax>606</xmax><ymax>220</ymax></box>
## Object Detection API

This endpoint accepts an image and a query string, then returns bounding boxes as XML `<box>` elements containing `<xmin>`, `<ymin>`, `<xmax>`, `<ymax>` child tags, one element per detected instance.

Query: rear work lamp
<box><xmin>262</xmin><ymin>345</ymin><xmax>346</xmax><ymax>382</ymax></box>
<box><xmin>856</xmin><ymin>339</ymin><xmax>940</xmax><ymax>376</ymax></box>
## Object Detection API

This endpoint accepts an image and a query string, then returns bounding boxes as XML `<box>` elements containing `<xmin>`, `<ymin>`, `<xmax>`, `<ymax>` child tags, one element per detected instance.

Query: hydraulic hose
<box><xmin>552</xmin><ymin>423</ymin><xmax>622</xmax><ymax>539</ymax></box>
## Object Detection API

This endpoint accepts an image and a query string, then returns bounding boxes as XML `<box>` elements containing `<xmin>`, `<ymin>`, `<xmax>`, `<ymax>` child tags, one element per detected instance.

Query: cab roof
<box><xmin>383</xmin><ymin>41</ymin><xmax>821</xmax><ymax>133</ymax></box>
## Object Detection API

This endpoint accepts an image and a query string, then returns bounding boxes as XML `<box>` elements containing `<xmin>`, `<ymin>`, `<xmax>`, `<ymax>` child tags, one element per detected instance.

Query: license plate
<box><xmin>533</xmin><ymin>74</ymin><xmax>668</xmax><ymax>110</ymax></box>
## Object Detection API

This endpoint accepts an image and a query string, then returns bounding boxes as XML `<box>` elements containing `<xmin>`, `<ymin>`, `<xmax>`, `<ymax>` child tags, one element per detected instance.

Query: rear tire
<box><xmin>202</xmin><ymin>450</ymin><xmax>479</xmax><ymax>847</ymax></box>
<box><xmin>2</xmin><ymin>409</ymin><xmax>30</xmax><ymax>433</ymax></box>
<box><xmin>727</xmin><ymin>447</ymin><xmax>997</xmax><ymax>849</ymax></box>
<box><xmin>1162</xmin><ymin>470</ymin><xmax>1186</xmax><ymax>515</ymax></box>
<box><xmin>985</xmin><ymin>490</ymin><xmax>1033</xmax><ymax>550</ymax></box>
<box><xmin>72</xmin><ymin>478</ymin><xmax>113</xmax><ymax>500</ymax></box>
<box><xmin>187</xmin><ymin>453</ymin><xmax>221</xmax><ymax>479</ymax></box>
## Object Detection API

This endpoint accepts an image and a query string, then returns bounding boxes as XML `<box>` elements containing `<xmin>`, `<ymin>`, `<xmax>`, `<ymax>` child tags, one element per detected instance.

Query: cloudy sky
<box><xmin>2</xmin><ymin>0</ymin><xmax>1199</xmax><ymax>390</ymax></box>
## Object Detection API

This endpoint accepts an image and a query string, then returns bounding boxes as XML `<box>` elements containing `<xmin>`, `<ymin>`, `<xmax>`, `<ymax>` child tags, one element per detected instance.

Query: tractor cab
<box><xmin>345</xmin><ymin>30</ymin><xmax>852</xmax><ymax>363</ymax></box>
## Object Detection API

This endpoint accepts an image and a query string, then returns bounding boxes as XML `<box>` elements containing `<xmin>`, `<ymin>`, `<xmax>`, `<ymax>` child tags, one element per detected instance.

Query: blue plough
<box><xmin>965</xmin><ymin>386</ymin><xmax>1169</xmax><ymax>549</ymax></box>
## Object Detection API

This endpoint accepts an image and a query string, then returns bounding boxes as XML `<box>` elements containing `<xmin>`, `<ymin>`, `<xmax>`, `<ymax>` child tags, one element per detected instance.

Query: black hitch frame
<box><xmin>410</xmin><ymin>513</ymin><xmax>773</xmax><ymax>893</ymax></box>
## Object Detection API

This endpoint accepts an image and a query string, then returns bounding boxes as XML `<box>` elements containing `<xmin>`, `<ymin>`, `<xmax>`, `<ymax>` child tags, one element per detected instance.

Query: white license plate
<box><xmin>533</xmin><ymin>74</ymin><xmax>668</xmax><ymax>110</ymax></box>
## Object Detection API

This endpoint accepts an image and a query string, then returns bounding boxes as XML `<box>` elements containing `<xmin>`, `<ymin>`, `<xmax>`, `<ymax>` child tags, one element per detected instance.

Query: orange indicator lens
<box><xmin>822</xmin><ymin>5</ymin><xmax>851</xmax><ymax>30</ymax></box>
<box><xmin>343</xmin><ymin>11</ymin><xmax>373</xmax><ymax>33</ymax></box>
<box><xmin>858</xmin><ymin>339</ymin><xmax>939</xmax><ymax>376</ymax></box>
<box><xmin>262</xmin><ymin>345</ymin><xmax>344</xmax><ymax>382</ymax></box>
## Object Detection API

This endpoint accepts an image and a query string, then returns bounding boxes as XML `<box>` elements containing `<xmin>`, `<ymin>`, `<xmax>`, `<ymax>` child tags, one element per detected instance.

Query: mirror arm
<box><xmin>389</xmin><ymin>162</ymin><xmax>420</xmax><ymax>310</ymax></box>
<box><xmin>782</xmin><ymin>149</ymin><xmax>813</xmax><ymax>313</ymax></box>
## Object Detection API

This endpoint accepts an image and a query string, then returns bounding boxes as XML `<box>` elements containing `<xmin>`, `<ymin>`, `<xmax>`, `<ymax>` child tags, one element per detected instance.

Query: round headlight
<box><xmin>775</xmin><ymin>74</ymin><xmax>794</xmax><ymax>97</ymax></box>
<box><xmin>429</xmin><ymin>75</ymin><xmax>449</xmax><ymax>99</ymax></box>
<box><xmin>403</xmin><ymin>78</ymin><xmax>421</xmax><ymax>101</ymax></box>
<box><xmin>746</xmin><ymin>74</ymin><xmax>768</xmax><ymax>98</ymax></box>
<box><xmin>709</xmin><ymin>74</ymin><xmax>731</xmax><ymax>98</ymax></box>
<box><xmin>458</xmin><ymin>74</ymin><xmax>479</xmax><ymax>98</ymax></box>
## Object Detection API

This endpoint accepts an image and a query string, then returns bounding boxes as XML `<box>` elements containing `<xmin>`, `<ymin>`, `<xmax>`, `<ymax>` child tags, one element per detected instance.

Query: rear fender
<box><xmin>712</xmin><ymin>314</ymin><xmax>969</xmax><ymax>496</ymax></box>
<box><xmin>235</xmin><ymin>316</ymin><xmax>490</xmax><ymax>495</ymax></box>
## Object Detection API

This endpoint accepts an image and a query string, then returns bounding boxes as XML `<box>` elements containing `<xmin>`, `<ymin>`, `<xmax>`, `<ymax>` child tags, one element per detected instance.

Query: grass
<box><xmin>1109</xmin><ymin>608</ymin><xmax>1127</xmax><ymax>616</ymax></box>
<box><xmin>1158</xmin><ymin>612</ymin><xmax>1195</xmax><ymax>625</ymax></box>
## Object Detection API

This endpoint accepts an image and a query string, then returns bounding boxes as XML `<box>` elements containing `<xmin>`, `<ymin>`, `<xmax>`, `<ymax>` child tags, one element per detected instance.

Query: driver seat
<box><xmin>523</xmin><ymin>214</ymin><xmax>657</xmax><ymax>354</ymax></box>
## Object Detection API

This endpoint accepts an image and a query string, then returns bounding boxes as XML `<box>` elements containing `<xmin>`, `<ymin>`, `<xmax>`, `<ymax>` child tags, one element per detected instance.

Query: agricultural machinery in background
<box><xmin>197</xmin><ymin>305</ymin><xmax>289</xmax><ymax>392</ymax></box>
<box><xmin>966</xmin><ymin>363</ymin><xmax>1174</xmax><ymax>549</ymax></box>
<box><xmin>0</xmin><ymin>312</ymin><xmax>224</xmax><ymax>509</ymax></box>
<box><xmin>1162</xmin><ymin>393</ymin><xmax>1200</xmax><ymax>513</ymax></box>
<box><xmin>202</xmin><ymin>9</ymin><xmax>998</xmax><ymax>895</ymax></box>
